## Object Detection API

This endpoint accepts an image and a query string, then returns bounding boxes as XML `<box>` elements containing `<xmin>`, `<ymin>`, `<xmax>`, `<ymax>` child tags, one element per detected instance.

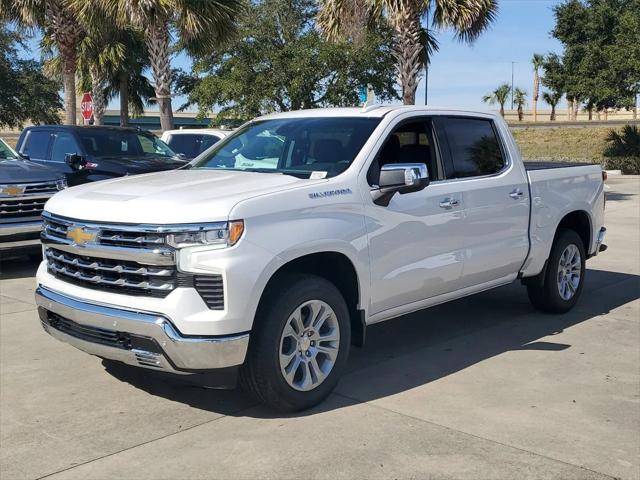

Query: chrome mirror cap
<box><xmin>373</xmin><ymin>163</ymin><xmax>430</xmax><ymax>206</ymax></box>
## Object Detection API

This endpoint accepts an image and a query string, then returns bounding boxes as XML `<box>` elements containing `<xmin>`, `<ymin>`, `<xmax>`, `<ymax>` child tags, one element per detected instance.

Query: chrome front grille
<box><xmin>41</xmin><ymin>212</ymin><xmax>225</xmax><ymax>305</ymax></box>
<box><xmin>0</xmin><ymin>197</ymin><xmax>48</xmax><ymax>219</ymax></box>
<box><xmin>0</xmin><ymin>181</ymin><xmax>59</xmax><ymax>222</ymax></box>
<box><xmin>45</xmin><ymin>248</ymin><xmax>178</xmax><ymax>297</ymax></box>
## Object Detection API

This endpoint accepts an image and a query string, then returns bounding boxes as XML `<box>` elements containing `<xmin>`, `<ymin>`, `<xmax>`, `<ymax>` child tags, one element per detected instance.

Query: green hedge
<box><xmin>603</xmin><ymin>156</ymin><xmax>640</xmax><ymax>175</ymax></box>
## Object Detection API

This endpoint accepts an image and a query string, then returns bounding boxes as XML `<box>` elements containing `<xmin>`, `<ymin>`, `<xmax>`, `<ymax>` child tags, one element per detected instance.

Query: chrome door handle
<box><xmin>439</xmin><ymin>198</ymin><xmax>460</xmax><ymax>209</ymax></box>
<box><xmin>509</xmin><ymin>189</ymin><xmax>524</xmax><ymax>199</ymax></box>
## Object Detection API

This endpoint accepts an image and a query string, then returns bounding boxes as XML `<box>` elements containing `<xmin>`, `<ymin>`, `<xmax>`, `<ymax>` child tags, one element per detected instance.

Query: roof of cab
<box><xmin>23</xmin><ymin>125</ymin><xmax>152</xmax><ymax>134</ymax></box>
<box><xmin>257</xmin><ymin>105</ymin><xmax>499</xmax><ymax>120</ymax></box>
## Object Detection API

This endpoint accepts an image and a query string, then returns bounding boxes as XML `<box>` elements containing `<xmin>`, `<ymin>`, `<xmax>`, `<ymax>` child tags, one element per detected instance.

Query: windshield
<box><xmin>76</xmin><ymin>129</ymin><xmax>178</xmax><ymax>159</ymax></box>
<box><xmin>191</xmin><ymin>117</ymin><xmax>381</xmax><ymax>178</ymax></box>
<box><xmin>0</xmin><ymin>139</ymin><xmax>19</xmax><ymax>160</ymax></box>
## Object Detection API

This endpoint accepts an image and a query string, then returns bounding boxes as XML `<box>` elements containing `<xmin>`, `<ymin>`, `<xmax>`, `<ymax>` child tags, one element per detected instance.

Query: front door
<box><xmin>364</xmin><ymin>116</ymin><xmax>467</xmax><ymax>317</ymax></box>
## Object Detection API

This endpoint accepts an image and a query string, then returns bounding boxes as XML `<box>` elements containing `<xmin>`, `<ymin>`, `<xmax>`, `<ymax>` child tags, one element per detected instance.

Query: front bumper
<box><xmin>0</xmin><ymin>220</ymin><xmax>42</xmax><ymax>250</ymax></box>
<box><xmin>35</xmin><ymin>286</ymin><xmax>249</xmax><ymax>374</ymax></box>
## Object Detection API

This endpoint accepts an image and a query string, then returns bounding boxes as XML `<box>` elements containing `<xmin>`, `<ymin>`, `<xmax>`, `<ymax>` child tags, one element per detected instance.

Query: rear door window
<box><xmin>166</xmin><ymin>134</ymin><xmax>221</xmax><ymax>158</ymax></box>
<box><xmin>20</xmin><ymin>130</ymin><xmax>52</xmax><ymax>160</ymax></box>
<box><xmin>437</xmin><ymin>117</ymin><xmax>506</xmax><ymax>179</ymax></box>
<box><xmin>50</xmin><ymin>132</ymin><xmax>81</xmax><ymax>162</ymax></box>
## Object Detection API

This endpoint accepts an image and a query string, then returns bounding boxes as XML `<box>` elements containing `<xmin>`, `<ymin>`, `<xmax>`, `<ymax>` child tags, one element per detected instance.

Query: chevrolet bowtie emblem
<box><xmin>66</xmin><ymin>226</ymin><xmax>98</xmax><ymax>245</ymax></box>
<box><xmin>1</xmin><ymin>185</ymin><xmax>26</xmax><ymax>196</ymax></box>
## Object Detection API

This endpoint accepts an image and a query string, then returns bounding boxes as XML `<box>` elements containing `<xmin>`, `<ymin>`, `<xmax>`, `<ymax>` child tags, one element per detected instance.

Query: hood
<box><xmin>0</xmin><ymin>158</ymin><xmax>61</xmax><ymax>184</ymax></box>
<box><xmin>91</xmin><ymin>155</ymin><xmax>187</xmax><ymax>174</ymax></box>
<box><xmin>45</xmin><ymin>169</ymin><xmax>325</xmax><ymax>224</ymax></box>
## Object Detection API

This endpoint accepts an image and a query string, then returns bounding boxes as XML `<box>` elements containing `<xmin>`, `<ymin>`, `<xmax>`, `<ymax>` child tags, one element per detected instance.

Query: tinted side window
<box><xmin>440</xmin><ymin>118</ymin><xmax>505</xmax><ymax>178</ymax></box>
<box><xmin>50</xmin><ymin>132</ymin><xmax>80</xmax><ymax>162</ymax></box>
<box><xmin>20</xmin><ymin>130</ymin><xmax>51</xmax><ymax>159</ymax></box>
<box><xmin>167</xmin><ymin>134</ymin><xmax>220</xmax><ymax>158</ymax></box>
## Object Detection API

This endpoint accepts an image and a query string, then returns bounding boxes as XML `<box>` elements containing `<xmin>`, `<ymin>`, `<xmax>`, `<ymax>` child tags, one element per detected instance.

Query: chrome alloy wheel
<box><xmin>279</xmin><ymin>300</ymin><xmax>340</xmax><ymax>392</ymax></box>
<box><xmin>557</xmin><ymin>244</ymin><xmax>582</xmax><ymax>301</ymax></box>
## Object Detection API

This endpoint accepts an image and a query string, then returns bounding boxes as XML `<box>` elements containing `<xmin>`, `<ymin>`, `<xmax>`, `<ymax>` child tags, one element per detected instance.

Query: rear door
<box><xmin>434</xmin><ymin>115</ymin><xmax>530</xmax><ymax>287</ymax></box>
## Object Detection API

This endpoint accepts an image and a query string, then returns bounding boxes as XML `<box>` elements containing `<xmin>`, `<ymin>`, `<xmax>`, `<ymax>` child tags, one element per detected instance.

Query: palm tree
<box><xmin>542</xmin><ymin>90</ymin><xmax>562</xmax><ymax>121</ymax></box>
<box><xmin>2</xmin><ymin>0</ymin><xmax>84</xmax><ymax>125</ymax></box>
<box><xmin>531</xmin><ymin>53</ymin><xmax>543</xmax><ymax>122</ymax></box>
<box><xmin>318</xmin><ymin>0</ymin><xmax>498</xmax><ymax>105</ymax></box>
<box><xmin>482</xmin><ymin>83</ymin><xmax>511</xmax><ymax>117</ymax></box>
<box><xmin>513</xmin><ymin>87</ymin><xmax>527</xmax><ymax>121</ymax></box>
<box><xmin>73</xmin><ymin>0</ymin><xmax>243</xmax><ymax>131</ymax></box>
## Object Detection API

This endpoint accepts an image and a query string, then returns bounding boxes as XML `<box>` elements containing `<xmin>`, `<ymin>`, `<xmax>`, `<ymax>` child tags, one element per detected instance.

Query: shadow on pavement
<box><xmin>0</xmin><ymin>254</ymin><xmax>41</xmax><ymax>280</ymax></box>
<box><xmin>101</xmin><ymin>268</ymin><xmax>639</xmax><ymax>418</ymax></box>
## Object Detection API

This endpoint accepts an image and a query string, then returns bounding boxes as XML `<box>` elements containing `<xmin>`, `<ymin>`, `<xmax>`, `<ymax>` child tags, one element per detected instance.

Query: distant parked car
<box><xmin>161</xmin><ymin>128</ymin><xmax>230</xmax><ymax>160</ymax></box>
<box><xmin>1</xmin><ymin>137</ymin><xmax>65</xmax><ymax>254</ymax></box>
<box><xmin>16</xmin><ymin>126</ymin><xmax>187</xmax><ymax>186</ymax></box>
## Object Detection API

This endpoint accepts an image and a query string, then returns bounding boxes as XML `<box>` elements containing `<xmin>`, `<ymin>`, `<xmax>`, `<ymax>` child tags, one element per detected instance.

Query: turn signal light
<box><xmin>229</xmin><ymin>220</ymin><xmax>244</xmax><ymax>246</ymax></box>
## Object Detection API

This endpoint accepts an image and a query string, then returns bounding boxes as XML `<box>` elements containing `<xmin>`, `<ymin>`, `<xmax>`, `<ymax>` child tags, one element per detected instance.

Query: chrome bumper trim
<box><xmin>0</xmin><ymin>238</ymin><xmax>41</xmax><ymax>250</ymax></box>
<box><xmin>0</xmin><ymin>220</ymin><xmax>41</xmax><ymax>236</ymax></box>
<box><xmin>35</xmin><ymin>286</ymin><xmax>249</xmax><ymax>373</ymax></box>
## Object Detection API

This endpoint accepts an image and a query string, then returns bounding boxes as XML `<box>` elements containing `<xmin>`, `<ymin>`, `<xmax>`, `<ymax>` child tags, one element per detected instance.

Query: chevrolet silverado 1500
<box><xmin>1</xmin><ymin>138</ymin><xmax>66</xmax><ymax>253</ymax></box>
<box><xmin>35</xmin><ymin>106</ymin><xmax>607</xmax><ymax>411</ymax></box>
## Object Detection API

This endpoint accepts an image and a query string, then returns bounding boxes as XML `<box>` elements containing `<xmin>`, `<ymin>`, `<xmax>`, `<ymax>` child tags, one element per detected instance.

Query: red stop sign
<box><xmin>81</xmin><ymin>93</ymin><xmax>93</xmax><ymax>121</ymax></box>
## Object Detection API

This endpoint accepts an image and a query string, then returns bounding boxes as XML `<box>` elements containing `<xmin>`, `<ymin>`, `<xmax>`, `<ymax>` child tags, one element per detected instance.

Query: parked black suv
<box><xmin>15</xmin><ymin>126</ymin><xmax>187</xmax><ymax>186</ymax></box>
<box><xmin>1</xmin><ymin>137</ymin><xmax>65</xmax><ymax>254</ymax></box>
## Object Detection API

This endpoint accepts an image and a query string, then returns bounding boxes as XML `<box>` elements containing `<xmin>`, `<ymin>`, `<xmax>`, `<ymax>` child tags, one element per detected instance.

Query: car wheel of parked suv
<box><xmin>240</xmin><ymin>274</ymin><xmax>351</xmax><ymax>411</ymax></box>
<box><xmin>527</xmin><ymin>228</ymin><xmax>586</xmax><ymax>313</ymax></box>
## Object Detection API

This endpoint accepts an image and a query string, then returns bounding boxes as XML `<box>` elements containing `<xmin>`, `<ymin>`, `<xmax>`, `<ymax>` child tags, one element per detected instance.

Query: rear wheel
<box><xmin>527</xmin><ymin>228</ymin><xmax>586</xmax><ymax>313</ymax></box>
<box><xmin>240</xmin><ymin>274</ymin><xmax>350</xmax><ymax>411</ymax></box>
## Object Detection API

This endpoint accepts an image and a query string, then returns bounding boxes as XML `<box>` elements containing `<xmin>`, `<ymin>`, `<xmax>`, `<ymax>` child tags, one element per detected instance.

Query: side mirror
<box><xmin>372</xmin><ymin>163</ymin><xmax>429</xmax><ymax>206</ymax></box>
<box><xmin>64</xmin><ymin>153</ymin><xmax>87</xmax><ymax>170</ymax></box>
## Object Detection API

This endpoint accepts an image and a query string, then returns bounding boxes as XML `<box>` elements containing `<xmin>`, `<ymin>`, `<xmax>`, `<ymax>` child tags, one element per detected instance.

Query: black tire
<box><xmin>240</xmin><ymin>274</ymin><xmax>351</xmax><ymax>412</ymax></box>
<box><xmin>527</xmin><ymin>228</ymin><xmax>586</xmax><ymax>313</ymax></box>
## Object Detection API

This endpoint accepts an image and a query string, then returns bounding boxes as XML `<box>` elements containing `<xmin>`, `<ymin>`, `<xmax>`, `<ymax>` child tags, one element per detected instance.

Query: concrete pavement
<box><xmin>1</xmin><ymin>177</ymin><xmax>638</xmax><ymax>480</ymax></box>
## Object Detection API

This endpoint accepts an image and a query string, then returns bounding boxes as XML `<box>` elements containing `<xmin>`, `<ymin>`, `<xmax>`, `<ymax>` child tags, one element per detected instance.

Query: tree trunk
<box><xmin>532</xmin><ymin>73</ymin><xmax>539</xmax><ymax>122</ymax></box>
<box><xmin>566</xmin><ymin>96</ymin><xmax>572</xmax><ymax>121</ymax></box>
<box><xmin>550</xmin><ymin>106</ymin><xmax>556</xmax><ymax>121</ymax></box>
<box><xmin>500</xmin><ymin>105</ymin><xmax>505</xmax><ymax>117</ymax></box>
<box><xmin>46</xmin><ymin>0</ymin><xmax>83</xmax><ymax>125</ymax></box>
<box><xmin>62</xmin><ymin>65</ymin><xmax>77</xmax><ymax>125</ymax></box>
<box><xmin>146</xmin><ymin>20</ymin><xmax>174</xmax><ymax>130</ymax></box>
<box><xmin>90</xmin><ymin>66</ymin><xmax>106</xmax><ymax>126</ymax></box>
<box><xmin>518</xmin><ymin>105</ymin><xmax>523</xmax><ymax>121</ymax></box>
<box><xmin>573</xmin><ymin>98</ymin><xmax>579</xmax><ymax>121</ymax></box>
<box><xmin>588</xmin><ymin>105</ymin><xmax>593</xmax><ymax>120</ymax></box>
<box><xmin>119</xmin><ymin>72</ymin><xmax>129</xmax><ymax>127</ymax></box>
<box><xmin>390</xmin><ymin>6</ymin><xmax>422</xmax><ymax>105</ymax></box>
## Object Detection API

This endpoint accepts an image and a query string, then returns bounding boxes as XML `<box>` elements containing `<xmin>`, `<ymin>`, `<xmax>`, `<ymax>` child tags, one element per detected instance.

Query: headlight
<box><xmin>166</xmin><ymin>220</ymin><xmax>244</xmax><ymax>248</ymax></box>
<box><xmin>56</xmin><ymin>178</ymin><xmax>67</xmax><ymax>190</ymax></box>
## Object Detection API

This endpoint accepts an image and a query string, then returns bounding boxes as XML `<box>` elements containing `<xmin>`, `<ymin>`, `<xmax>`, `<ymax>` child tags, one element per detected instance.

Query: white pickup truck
<box><xmin>35</xmin><ymin>106</ymin><xmax>607</xmax><ymax>411</ymax></box>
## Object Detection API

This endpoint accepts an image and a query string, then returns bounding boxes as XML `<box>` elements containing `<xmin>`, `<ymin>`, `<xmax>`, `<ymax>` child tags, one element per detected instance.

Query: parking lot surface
<box><xmin>1</xmin><ymin>176</ymin><xmax>638</xmax><ymax>480</ymax></box>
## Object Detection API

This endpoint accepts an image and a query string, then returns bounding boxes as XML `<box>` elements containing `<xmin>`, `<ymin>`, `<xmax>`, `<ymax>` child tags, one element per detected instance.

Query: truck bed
<box><xmin>523</xmin><ymin>161</ymin><xmax>594</xmax><ymax>171</ymax></box>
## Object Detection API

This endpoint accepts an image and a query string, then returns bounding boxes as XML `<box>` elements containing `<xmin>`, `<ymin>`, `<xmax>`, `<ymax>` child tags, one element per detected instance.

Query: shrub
<box><xmin>603</xmin><ymin>156</ymin><xmax>640</xmax><ymax>175</ymax></box>
<box><xmin>604</xmin><ymin>125</ymin><xmax>640</xmax><ymax>157</ymax></box>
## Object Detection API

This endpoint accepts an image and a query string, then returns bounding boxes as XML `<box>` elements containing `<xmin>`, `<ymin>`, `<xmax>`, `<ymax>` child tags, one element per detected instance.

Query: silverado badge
<box><xmin>66</xmin><ymin>226</ymin><xmax>98</xmax><ymax>245</ymax></box>
<box><xmin>1</xmin><ymin>185</ymin><xmax>26</xmax><ymax>196</ymax></box>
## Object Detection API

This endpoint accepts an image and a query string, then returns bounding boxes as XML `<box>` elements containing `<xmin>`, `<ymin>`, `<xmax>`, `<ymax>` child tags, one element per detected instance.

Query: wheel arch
<box><xmin>556</xmin><ymin>209</ymin><xmax>592</xmax><ymax>254</ymax></box>
<box><xmin>255</xmin><ymin>251</ymin><xmax>366</xmax><ymax>347</ymax></box>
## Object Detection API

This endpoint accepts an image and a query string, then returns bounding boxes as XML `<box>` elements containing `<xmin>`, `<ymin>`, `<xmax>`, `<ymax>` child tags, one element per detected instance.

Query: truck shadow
<box><xmin>102</xmin><ymin>268</ymin><xmax>639</xmax><ymax>418</ymax></box>
<box><xmin>0</xmin><ymin>254</ymin><xmax>41</xmax><ymax>280</ymax></box>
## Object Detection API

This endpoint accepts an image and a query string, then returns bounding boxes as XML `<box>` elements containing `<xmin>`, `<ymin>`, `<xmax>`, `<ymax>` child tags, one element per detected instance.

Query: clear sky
<box><xmin>417</xmin><ymin>0</ymin><xmax>564</xmax><ymax>109</ymax></box>
<box><xmin>18</xmin><ymin>0</ymin><xmax>566</xmax><ymax>113</ymax></box>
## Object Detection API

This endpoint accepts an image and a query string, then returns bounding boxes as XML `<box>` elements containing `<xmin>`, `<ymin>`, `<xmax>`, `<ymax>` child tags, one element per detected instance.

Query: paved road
<box><xmin>1</xmin><ymin>177</ymin><xmax>638</xmax><ymax>480</ymax></box>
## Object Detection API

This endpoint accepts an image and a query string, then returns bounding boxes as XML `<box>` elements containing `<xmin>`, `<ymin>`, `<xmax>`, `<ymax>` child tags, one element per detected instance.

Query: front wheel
<box><xmin>527</xmin><ymin>228</ymin><xmax>586</xmax><ymax>313</ymax></box>
<box><xmin>240</xmin><ymin>274</ymin><xmax>351</xmax><ymax>412</ymax></box>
